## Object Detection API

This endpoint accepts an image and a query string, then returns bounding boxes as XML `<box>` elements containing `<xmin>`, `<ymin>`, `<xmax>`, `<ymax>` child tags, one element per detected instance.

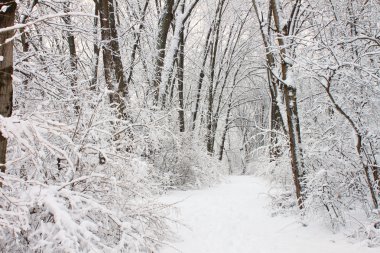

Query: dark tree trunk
<box><xmin>219</xmin><ymin>96</ymin><xmax>232</xmax><ymax>161</ymax></box>
<box><xmin>126</xmin><ymin>0</ymin><xmax>149</xmax><ymax>87</ymax></box>
<box><xmin>0</xmin><ymin>0</ymin><xmax>17</xmax><ymax>185</ymax></box>
<box><xmin>192</xmin><ymin>24</ymin><xmax>213</xmax><ymax>130</ymax></box>
<box><xmin>63</xmin><ymin>1</ymin><xmax>80</xmax><ymax>114</ymax></box>
<box><xmin>206</xmin><ymin>0</ymin><xmax>225</xmax><ymax>154</ymax></box>
<box><xmin>152</xmin><ymin>0</ymin><xmax>174</xmax><ymax>104</ymax></box>
<box><xmin>109</xmin><ymin>0</ymin><xmax>128</xmax><ymax>114</ymax></box>
<box><xmin>177</xmin><ymin>23</ymin><xmax>185</xmax><ymax>132</ymax></box>
<box><xmin>283</xmin><ymin>85</ymin><xmax>305</xmax><ymax>209</ymax></box>
<box><xmin>20</xmin><ymin>0</ymin><xmax>38</xmax><ymax>52</ymax></box>
<box><xmin>19</xmin><ymin>0</ymin><xmax>38</xmax><ymax>90</ymax></box>
<box><xmin>99</xmin><ymin>0</ymin><xmax>114</xmax><ymax>102</ymax></box>
<box><xmin>252</xmin><ymin>0</ymin><xmax>287</xmax><ymax>162</ymax></box>
<box><xmin>91</xmin><ymin>3</ymin><xmax>100</xmax><ymax>90</ymax></box>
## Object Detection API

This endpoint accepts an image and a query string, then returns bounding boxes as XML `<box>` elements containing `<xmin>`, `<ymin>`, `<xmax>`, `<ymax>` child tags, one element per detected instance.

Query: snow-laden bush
<box><xmin>248</xmin><ymin>156</ymin><xmax>300</xmax><ymax>216</ymax></box>
<box><xmin>0</xmin><ymin>174</ymin><xmax>169</xmax><ymax>252</ymax></box>
<box><xmin>125</xmin><ymin>108</ymin><xmax>224</xmax><ymax>190</ymax></box>
<box><xmin>154</xmin><ymin>133</ymin><xmax>223</xmax><ymax>189</ymax></box>
<box><xmin>0</xmin><ymin>98</ymin><xmax>171</xmax><ymax>252</ymax></box>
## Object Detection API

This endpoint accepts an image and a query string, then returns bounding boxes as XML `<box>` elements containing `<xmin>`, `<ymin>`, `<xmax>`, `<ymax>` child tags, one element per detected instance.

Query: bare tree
<box><xmin>152</xmin><ymin>0</ymin><xmax>175</xmax><ymax>104</ymax></box>
<box><xmin>252</xmin><ymin>0</ymin><xmax>305</xmax><ymax>209</ymax></box>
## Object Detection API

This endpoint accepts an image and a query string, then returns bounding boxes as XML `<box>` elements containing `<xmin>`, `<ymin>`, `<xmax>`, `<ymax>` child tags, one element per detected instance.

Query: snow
<box><xmin>0</xmin><ymin>5</ymin><xmax>10</xmax><ymax>13</ymax></box>
<box><xmin>160</xmin><ymin>176</ymin><xmax>378</xmax><ymax>253</ymax></box>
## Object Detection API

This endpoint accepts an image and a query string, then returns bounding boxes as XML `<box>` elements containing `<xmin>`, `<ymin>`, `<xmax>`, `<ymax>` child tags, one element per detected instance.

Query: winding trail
<box><xmin>160</xmin><ymin>176</ymin><xmax>378</xmax><ymax>253</ymax></box>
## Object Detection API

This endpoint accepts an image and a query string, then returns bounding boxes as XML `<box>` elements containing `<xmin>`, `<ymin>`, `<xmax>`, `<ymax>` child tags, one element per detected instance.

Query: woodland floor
<box><xmin>159</xmin><ymin>176</ymin><xmax>378</xmax><ymax>253</ymax></box>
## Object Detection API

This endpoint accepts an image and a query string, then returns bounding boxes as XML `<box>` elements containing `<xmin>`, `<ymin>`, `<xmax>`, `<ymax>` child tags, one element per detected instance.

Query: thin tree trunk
<box><xmin>19</xmin><ymin>0</ymin><xmax>38</xmax><ymax>90</ymax></box>
<box><xmin>192</xmin><ymin>24</ymin><xmax>213</xmax><ymax>130</ymax></box>
<box><xmin>126</xmin><ymin>0</ymin><xmax>149</xmax><ymax>87</ymax></box>
<box><xmin>20</xmin><ymin>0</ymin><xmax>38</xmax><ymax>52</ymax></box>
<box><xmin>177</xmin><ymin>23</ymin><xmax>185</xmax><ymax>132</ymax></box>
<box><xmin>152</xmin><ymin>0</ymin><xmax>174</xmax><ymax>104</ymax></box>
<box><xmin>324</xmin><ymin>79</ymin><xmax>379</xmax><ymax>209</ymax></box>
<box><xmin>161</xmin><ymin>0</ymin><xmax>200</xmax><ymax>108</ymax></box>
<box><xmin>219</xmin><ymin>95</ymin><xmax>233</xmax><ymax>161</ymax></box>
<box><xmin>0</xmin><ymin>0</ymin><xmax>17</xmax><ymax>186</ymax></box>
<box><xmin>63</xmin><ymin>1</ymin><xmax>80</xmax><ymax>114</ymax></box>
<box><xmin>91</xmin><ymin>3</ymin><xmax>100</xmax><ymax>90</ymax></box>
<box><xmin>206</xmin><ymin>0</ymin><xmax>225</xmax><ymax>154</ymax></box>
<box><xmin>99</xmin><ymin>0</ymin><xmax>114</xmax><ymax>103</ymax></box>
<box><xmin>109</xmin><ymin>0</ymin><xmax>128</xmax><ymax>115</ymax></box>
<box><xmin>218</xmin><ymin>66</ymin><xmax>240</xmax><ymax>161</ymax></box>
<box><xmin>211</xmin><ymin>13</ymin><xmax>249</xmax><ymax>154</ymax></box>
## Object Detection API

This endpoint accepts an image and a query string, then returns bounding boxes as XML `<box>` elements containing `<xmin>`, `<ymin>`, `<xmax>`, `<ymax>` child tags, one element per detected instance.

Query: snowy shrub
<box><xmin>0</xmin><ymin>101</ymin><xmax>171</xmax><ymax>252</ymax></box>
<box><xmin>249</xmin><ymin>156</ymin><xmax>300</xmax><ymax>216</ymax></box>
<box><xmin>0</xmin><ymin>174</ymin><xmax>169</xmax><ymax>252</ymax></box>
<box><xmin>132</xmin><ymin>109</ymin><xmax>224</xmax><ymax>190</ymax></box>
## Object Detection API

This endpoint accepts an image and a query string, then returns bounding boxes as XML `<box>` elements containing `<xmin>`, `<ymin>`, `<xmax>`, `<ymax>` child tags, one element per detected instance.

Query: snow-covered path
<box><xmin>160</xmin><ymin>176</ymin><xmax>378</xmax><ymax>253</ymax></box>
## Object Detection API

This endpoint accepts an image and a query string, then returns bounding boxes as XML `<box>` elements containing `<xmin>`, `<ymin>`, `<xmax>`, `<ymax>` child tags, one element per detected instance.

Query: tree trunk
<box><xmin>324</xmin><ymin>81</ymin><xmax>379</xmax><ymax>209</ymax></box>
<box><xmin>99</xmin><ymin>0</ymin><xmax>114</xmax><ymax>103</ymax></box>
<box><xmin>269</xmin><ymin>0</ymin><xmax>305</xmax><ymax>209</ymax></box>
<box><xmin>63</xmin><ymin>1</ymin><xmax>80</xmax><ymax>114</ymax></box>
<box><xmin>19</xmin><ymin>0</ymin><xmax>38</xmax><ymax>91</ymax></box>
<box><xmin>91</xmin><ymin>3</ymin><xmax>100</xmax><ymax>90</ymax></box>
<box><xmin>206</xmin><ymin>0</ymin><xmax>225</xmax><ymax>154</ymax></box>
<box><xmin>283</xmin><ymin>85</ymin><xmax>305</xmax><ymax>208</ymax></box>
<box><xmin>109</xmin><ymin>0</ymin><xmax>128</xmax><ymax>115</ymax></box>
<box><xmin>219</xmin><ymin>96</ymin><xmax>232</xmax><ymax>161</ymax></box>
<box><xmin>152</xmin><ymin>0</ymin><xmax>174</xmax><ymax>104</ymax></box>
<box><xmin>161</xmin><ymin>0</ymin><xmax>200</xmax><ymax>109</ymax></box>
<box><xmin>269</xmin><ymin>84</ymin><xmax>285</xmax><ymax>160</ymax></box>
<box><xmin>126</xmin><ymin>0</ymin><xmax>149</xmax><ymax>87</ymax></box>
<box><xmin>252</xmin><ymin>0</ymin><xmax>287</xmax><ymax>161</ymax></box>
<box><xmin>177</xmin><ymin>23</ymin><xmax>185</xmax><ymax>132</ymax></box>
<box><xmin>0</xmin><ymin>0</ymin><xmax>17</xmax><ymax>185</ymax></box>
<box><xmin>192</xmin><ymin>24</ymin><xmax>213</xmax><ymax>130</ymax></box>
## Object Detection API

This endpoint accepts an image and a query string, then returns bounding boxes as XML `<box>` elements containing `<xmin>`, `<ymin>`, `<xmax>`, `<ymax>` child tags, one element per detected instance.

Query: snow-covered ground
<box><xmin>160</xmin><ymin>176</ymin><xmax>378</xmax><ymax>253</ymax></box>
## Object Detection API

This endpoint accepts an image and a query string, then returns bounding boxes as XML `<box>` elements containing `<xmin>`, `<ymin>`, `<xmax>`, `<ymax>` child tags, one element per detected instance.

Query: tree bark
<box><xmin>218</xmin><ymin>96</ymin><xmax>232</xmax><ymax>161</ymax></box>
<box><xmin>206</xmin><ymin>0</ymin><xmax>225</xmax><ymax>154</ymax></box>
<box><xmin>192</xmin><ymin>24</ymin><xmax>213</xmax><ymax>130</ymax></box>
<box><xmin>252</xmin><ymin>0</ymin><xmax>287</xmax><ymax>161</ymax></box>
<box><xmin>19</xmin><ymin>0</ymin><xmax>38</xmax><ymax>91</ymax></box>
<box><xmin>152</xmin><ymin>0</ymin><xmax>174</xmax><ymax>104</ymax></box>
<box><xmin>109</xmin><ymin>0</ymin><xmax>128</xmax><ymax>115</ymax></box>
<box><xmin>91</xmin><ymin>3</ymin><xmax>100</xmax><ymax>90</ymax></box>
<box><xmin>126</xmin><ymin>0</ymin><xmax>149</xmax><ymax>87</ymax></box>
<box><xmin>63</xmin><ymin>1</ymin><xmax>80</xmax><ymax>114</ymax></box>
<box><xmin>0</xmin><ymin>0</ymin><xmax>17</xmax><ymax>185</ymax></box>
<box><xmin>99</xmin><ymin>0</ymin><xmax>114</xmax><ymax>102</ymax></box>
<box><xmin>259</xmin><ymin>0</ymin><xmax>305</xmax><ymax>209</ymax></box>
<box><xmin>177</xmin><ymin>20</ymin><xmax>185</xmax><ymax>132</ymax></box>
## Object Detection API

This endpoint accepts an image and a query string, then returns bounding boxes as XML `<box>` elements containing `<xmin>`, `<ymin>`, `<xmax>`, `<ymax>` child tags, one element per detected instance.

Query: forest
<box><xmin>0</xmin><ymin>0</ymin><xmax>379</xmax><ymax>252</ymax></box>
